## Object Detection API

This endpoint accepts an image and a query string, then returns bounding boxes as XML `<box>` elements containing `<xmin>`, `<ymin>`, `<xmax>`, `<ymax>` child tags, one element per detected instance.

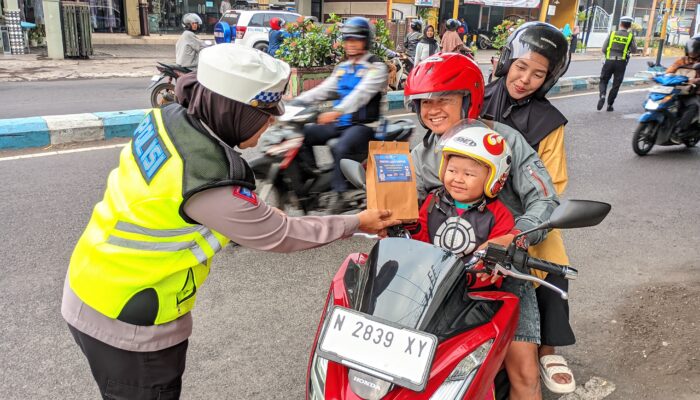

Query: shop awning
<box><xmin>464</xmin><ymin>0</ymin><xmax>541</xmax><ymax>8</ymax></box>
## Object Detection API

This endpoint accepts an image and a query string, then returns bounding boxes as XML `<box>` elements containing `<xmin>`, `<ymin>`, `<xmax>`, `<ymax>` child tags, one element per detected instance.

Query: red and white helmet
<box><xmin>438</xmin><ymin>120</ymin><xmax>512</xmax><ymax>198</ymax></box>
<box><xmin>404</xmin><ymin>52</ymin><xmax>484</xmax><ymax>128</ymax></box>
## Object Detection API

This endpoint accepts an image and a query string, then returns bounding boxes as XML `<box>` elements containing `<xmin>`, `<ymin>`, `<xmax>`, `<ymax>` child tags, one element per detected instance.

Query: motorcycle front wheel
<box><xmin>632</xmin><ymin>122</ymin><xmax>658</xmax><ymax>156</ymax></box>
<box><xmin>684</xmin><ymin>136</ymin><xmax>699</xmax><ymax>148</ymax></box>
<box><xmin>150</xmin><ymin>82</ymin><xmax>177</xmax><ymax>108</ymax></box>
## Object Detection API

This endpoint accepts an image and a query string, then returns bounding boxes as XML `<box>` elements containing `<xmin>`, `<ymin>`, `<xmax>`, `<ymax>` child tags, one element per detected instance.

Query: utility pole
<box><xmin>580</xmin><ymin>0</ymin><xmax>592</xmax><ymax>52</ymax></box>
<box><xmin>655</xmin><ymin>0</ymin><xmax>673</xmax><ymax>66</ymax></box>
<box><xmin>452</xmin><ymin>0</ymin><xmax>459</xmax><ymax>19</ymax></box>
<box><xmin>643</xmin><ymin>0</ymin><xmax>659</xmax><ymax>56</ymax></box>
<box><xmin>583</xmin><ymin>0</ymin><xmax>597</xmax><ymax>51</ymax></box>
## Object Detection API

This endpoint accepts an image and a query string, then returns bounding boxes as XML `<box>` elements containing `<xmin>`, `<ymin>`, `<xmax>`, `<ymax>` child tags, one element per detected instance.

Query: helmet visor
<box><xmin>508</xmin><ymin>26</ymin><xmax>570</xmax><ymax>78</ymax></box>
<box><xmin>437</xmin><ymin>119</ymin><xmax>489</xmax><ymax>147</ymax></box>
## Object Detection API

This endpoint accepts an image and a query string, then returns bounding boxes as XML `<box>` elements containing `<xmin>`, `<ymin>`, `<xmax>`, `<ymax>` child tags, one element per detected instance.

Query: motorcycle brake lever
<box><xmin>493</xmin><ymin>264</ymin><xmax>570</xmax><ymax>300</ymax></box>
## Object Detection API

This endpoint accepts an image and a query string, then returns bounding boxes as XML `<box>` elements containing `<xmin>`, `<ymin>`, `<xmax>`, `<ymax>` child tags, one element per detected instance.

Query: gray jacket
<box><xmin>176</xmin><ymin>31</ymin><xmax>206</xmax><ymax>68</ymax></box>
<box><xmin>411</xmin><ymin>121</ymin><xmax>559</xmax><ymax>245</ymax></box>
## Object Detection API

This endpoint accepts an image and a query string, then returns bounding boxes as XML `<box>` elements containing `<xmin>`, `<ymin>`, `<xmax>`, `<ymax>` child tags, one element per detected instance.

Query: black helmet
<box><xmin>446</xmin><ymin>19</ymin><xmax>460</xmax><ymax>31</ymax></box>
<box><xmin>182</xmin><ymin>13</ymin><xmax>202</xmax><ymax>32</ymax></box>
<box><xmin>340</xmin><ymin>17</ymin><xmax>373</xmax><ymax>47</ymax></box>
<box><xmin>686</xmin><ymin>35</ymin><xmax>700</xmax><ymax>59</ymax></box>
<box><xmin>494</xmin><ymin>21</ymin><xmax>571</xmax><ymax>98</ymax></box>
<box><xmin>410</xmin><ymin>20</ymin><xmax>423</xmax><ymax>32</ymax></box>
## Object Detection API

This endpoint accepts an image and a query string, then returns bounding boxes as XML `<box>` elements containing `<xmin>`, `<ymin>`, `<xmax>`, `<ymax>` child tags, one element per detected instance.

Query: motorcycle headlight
<box><xmin>644</xmin><ymin>99</ymin><xmax>659</xmax><ymax>111</ymax></box>
<box><xmin>429</xmin><ymin>339</ymin><xmax>493</xmax><ymax>400</ymax></box>
<box><xmin>308</xmin><ymin>353</ymin><xmax>329</xmax><ymax>400</ymax></box>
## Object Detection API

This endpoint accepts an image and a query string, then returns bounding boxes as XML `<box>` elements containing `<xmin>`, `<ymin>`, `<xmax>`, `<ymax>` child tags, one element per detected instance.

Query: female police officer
<box><xmin>61</xmin><ymin>43</ymin><xmax>399</xmax><ymax>399</ymax></box>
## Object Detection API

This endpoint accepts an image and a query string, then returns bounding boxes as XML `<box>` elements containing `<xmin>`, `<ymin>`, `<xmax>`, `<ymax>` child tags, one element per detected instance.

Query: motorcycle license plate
<box><xmin>151</xmin><ymin>74</ymin><xmax>163</xmax><ymax>82</ymax></box>
<box><xmin>317</xmin><ymin>306</ymin><xmax>437</xmax><ymax>392</ymax></box>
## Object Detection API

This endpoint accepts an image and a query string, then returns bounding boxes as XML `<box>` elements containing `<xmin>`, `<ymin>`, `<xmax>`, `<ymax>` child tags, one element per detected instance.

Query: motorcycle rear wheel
<box><xmin>150</xmin><ymin>82</ymin><xmax>177</xmax><ymax>108</ymax></box>
<box><xmin>632</xmin><ymin>122</ymin><xmax>657</xmax><ymax>156</ymax></box>
<box><xmin>684</xmin><ymin>136</ymin><xmax>699</xmax><ymax>148</ymax></box>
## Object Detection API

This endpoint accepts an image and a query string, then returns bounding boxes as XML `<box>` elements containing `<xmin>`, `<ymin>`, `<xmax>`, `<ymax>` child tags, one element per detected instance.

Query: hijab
<box><xmin>482</xmin><ymin>77</ymin><xmax>567</xmax><ymax>149</ymax></box>
<box><xmin>440</xmin><ymin>30</ymin><xmax>463</xmax><ymax>53</ymax></box>
<box><xmin>420</xmin><ymin>25</ymin><xmax>438</xmax><ymax>56</ymax></box>
<box><xmin>175</xmin><ymin>73</ymin><xmax>271</xmax><ymax>148</ymax></box>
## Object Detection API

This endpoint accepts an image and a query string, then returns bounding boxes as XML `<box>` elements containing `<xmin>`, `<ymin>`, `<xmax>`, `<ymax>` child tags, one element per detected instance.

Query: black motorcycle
<box><xmin>249</xmin><ymin>104</ymin><xmax>415</xmax><ymax>214</ymax></box>
<box><xmin>148</xmin><ymin>62</ymin><xmax>191</xmax><ymax>108</ymax></box>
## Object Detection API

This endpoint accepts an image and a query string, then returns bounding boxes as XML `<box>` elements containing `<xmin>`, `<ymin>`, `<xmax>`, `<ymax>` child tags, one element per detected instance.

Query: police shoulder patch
<box><xmin>232</xmin><ymin>186</ymin><xmax>258</xmax><ymax>205</ymax></box>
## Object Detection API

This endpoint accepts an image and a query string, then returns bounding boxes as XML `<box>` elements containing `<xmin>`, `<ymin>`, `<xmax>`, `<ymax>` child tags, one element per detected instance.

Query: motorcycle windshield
<box><xmin>355</xmin><ymin>238</ymin><xmax>464</xmax><ymax>331</ymax></box>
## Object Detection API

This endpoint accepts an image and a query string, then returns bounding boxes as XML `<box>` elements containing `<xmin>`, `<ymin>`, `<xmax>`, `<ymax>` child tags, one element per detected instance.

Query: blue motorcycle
<box><xmin>633</xmin><ymin>74</ymin><xmax>700</xmax><ymax>155</ymax></box>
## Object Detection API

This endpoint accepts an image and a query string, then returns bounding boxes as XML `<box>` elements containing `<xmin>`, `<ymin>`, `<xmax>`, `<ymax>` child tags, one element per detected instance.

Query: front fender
<box><xmin>639</xmin><ymin>111</ymin><xmax>664</xmax><ymax>123</ymax></box>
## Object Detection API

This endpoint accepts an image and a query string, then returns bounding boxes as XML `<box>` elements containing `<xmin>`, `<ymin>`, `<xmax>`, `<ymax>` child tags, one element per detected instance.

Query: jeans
<box><xmin>300</xmin><ymin>123</ymin><xmax>375</xmax><ymax>192</ymax></box>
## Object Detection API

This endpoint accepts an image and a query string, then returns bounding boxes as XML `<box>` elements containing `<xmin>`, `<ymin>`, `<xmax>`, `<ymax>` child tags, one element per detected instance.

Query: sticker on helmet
<box><xmin>434</xmin><ymin>217</ymin><xmax>477</xmax><ymax>257</ymax></box>
<box><xmin>483</xmin><ymin>132</ymin><xmax>505</xmax><ymax>156</ymax></box>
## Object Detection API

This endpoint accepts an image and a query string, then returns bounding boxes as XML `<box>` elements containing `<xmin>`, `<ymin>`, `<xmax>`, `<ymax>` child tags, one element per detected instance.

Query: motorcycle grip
<box><xmin>526</xmin><ymin>256</ymin><xmax>578</xmax><ymax>280</ymax></box>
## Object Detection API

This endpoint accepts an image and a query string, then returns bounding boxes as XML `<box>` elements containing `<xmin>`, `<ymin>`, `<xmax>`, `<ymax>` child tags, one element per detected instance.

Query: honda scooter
<box><xmin>306</xmin><ymin>161</ymin><xmax>611</xmax><ymax>400</ymax></box>
<box><xmin>147</xmin><ymin>62</ymin><xmax>192</xmax><ymax>108</ymax></box>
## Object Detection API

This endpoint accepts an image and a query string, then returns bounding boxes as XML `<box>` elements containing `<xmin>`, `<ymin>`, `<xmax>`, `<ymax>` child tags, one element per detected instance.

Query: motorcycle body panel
<box><xmin>306</xmin><ymin>239</ymin><xmax>520</xmax><ymax>400</ymax></box>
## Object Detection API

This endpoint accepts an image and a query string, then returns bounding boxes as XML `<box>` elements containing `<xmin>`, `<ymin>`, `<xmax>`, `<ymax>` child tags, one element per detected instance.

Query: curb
<box><xmin>0</xmin><ymin>110</ymin><xmax>147</xmax><ymax>150</ymax></box>
<box><xmin>1</xmin><ymin>75</ymin><xmax>650</xmax><ymax>151</ymax></box>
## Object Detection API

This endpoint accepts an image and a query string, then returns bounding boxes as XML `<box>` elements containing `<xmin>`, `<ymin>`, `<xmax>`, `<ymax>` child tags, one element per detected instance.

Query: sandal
<box><xmin>539</xmin><ymin>354</ymin><xmax>576</xmax><ymax>394</ymax></box>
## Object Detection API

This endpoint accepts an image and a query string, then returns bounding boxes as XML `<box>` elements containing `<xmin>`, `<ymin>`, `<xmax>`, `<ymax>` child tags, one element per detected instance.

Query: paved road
<box><xmin>0</xmin><ymin>57</ymin><xmax>674</xmax><ymax>119</ymax></box>
<box><xmin>1</xmin><ymin>89</ymin><xmax>698</xmax><ymax>399</ymax></box>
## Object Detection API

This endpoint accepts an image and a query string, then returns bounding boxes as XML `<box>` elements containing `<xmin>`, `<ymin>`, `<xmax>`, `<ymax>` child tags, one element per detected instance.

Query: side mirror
<box><xmin>340</xmin><ymin>159</ymin><xmax>366</xmax><ymax>190</ymax></box>
<box><xmin>546</xmin><ymin>199</ymin><xmax>612</xmax><ymax>230</ymax></box>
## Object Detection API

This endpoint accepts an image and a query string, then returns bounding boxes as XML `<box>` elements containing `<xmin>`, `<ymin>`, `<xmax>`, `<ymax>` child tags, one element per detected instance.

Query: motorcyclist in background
<box><xmin>665</xmin><ymin>34</ymin><xmax>700</xmax><ymax>142</ymax></box>
<box><xmin>403</xmin><ymin>20</ymin><xmax>423</xmax><ymax>72</ymax></box>
<box><xmin>292</xmin><ymin>17</ymin><xmax>388</xmax><ymax>213</ymax></box>
<box><xmin>176</xmin><ymin>13</ymin><xmax>208</xmax><ymax>69</ymax></box>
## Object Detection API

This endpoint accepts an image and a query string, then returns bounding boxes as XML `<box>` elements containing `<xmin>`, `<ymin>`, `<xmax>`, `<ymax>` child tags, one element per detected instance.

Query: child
<box><xmin>411</xmin><ymin>121</ymin><xmax>515</xmax><ymax>268</ymax></box>
<box><xmin>482</xmin><ymin>21</ymin><xmax>576</xmax><ymax>394</ymax></box>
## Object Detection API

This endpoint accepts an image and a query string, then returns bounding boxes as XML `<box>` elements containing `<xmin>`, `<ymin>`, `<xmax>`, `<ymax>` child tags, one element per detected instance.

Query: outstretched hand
<box><xmin>357</xmin><ymin>209</ymin><xmax>402</xmax><ymax>238</ymax></box>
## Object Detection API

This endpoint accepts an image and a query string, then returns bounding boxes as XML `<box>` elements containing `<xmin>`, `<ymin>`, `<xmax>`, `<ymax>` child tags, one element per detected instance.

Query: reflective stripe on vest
<box><xmin>68</xmin><ymin>108</ymin><xmax>229</xmax><ymax>325</ymax></box>
<box><xmin>606</xmin><ymin>31</ymin><xmax>633</xmax><ymax>59</ymax></box>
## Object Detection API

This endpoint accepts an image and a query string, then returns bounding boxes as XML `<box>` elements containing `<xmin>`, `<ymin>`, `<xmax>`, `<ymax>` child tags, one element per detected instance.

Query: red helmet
<box><xmin>270</xmin><ymin>17</ymin><xmax>283</xmax><ymax>31</ymax></box>
<box><xmin>404</xmin><ymin>52</ymin><xmax>484</xmax><ymax>127</ymax></box>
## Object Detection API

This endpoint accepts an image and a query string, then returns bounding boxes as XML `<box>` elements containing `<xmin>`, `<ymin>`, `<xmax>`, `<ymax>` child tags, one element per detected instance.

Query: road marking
<box><xmin>0</xmin><ymin>88</ymin><xmax>651</xmax><ymax>161</ymax></box>
<box><xmin>0</xmin><ymin>143</ymin><xmax>127</xmax><ymax>162</ymax></box>
<box><xmin>558</xmin><ymin>376</ymin><xmax>616</xmax><ymax>400</ymax></box>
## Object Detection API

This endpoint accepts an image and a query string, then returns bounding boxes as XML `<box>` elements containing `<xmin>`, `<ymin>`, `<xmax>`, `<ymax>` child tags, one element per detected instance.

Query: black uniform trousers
<box><xmin>599</xmin><ymin>59</ymin><xmax>628</xmax><ymax>106</ymax></box>
<box><xmin>69</xmin><ymin>324</ymin><xmax>188</xmax><ymax>400</ymax></box>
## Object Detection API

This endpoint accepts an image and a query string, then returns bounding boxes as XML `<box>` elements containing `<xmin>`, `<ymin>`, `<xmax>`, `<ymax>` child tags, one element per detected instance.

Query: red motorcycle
<box><xmin>306</xmin><ymin>167</ymin><xmax>610</xmax><ymax>400</ymax></box>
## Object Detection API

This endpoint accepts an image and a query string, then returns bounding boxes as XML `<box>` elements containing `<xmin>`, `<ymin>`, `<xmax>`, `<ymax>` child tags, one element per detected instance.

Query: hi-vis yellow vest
<box><xmin>69</xmin><ymin>106</ymin><xmax>249</xmax><ymax>325</ymax></box>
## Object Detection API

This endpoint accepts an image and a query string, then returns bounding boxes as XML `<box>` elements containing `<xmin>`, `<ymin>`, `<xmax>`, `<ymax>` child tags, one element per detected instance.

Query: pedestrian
<box><xmin>570</xmin><ymin>24</ymin><xmax>580</xmax><ymax>53</ymax></box>
<box><xmin>61</xmin><ymin>43</ymin><xmax>399</xmax><ymax>400</ymax></box>
<box><xmin>482</xmin><ymin>22</ymin><xmax>577</xmax><ymax>395</ymax></box>
<box><xmin>414</xmin><ymin>24</ymin><xmax>440</xmax><ymax>65</ymax></box>
<box><xmin>597</xmin><ymin>16</ymin><xmax>637</xmax><ymax>112</ymax></box>
<box><xmin>458</xmin><ymin>17</ymin><xmax>469</xmax><ymax>41</ymax></box>
<box><xmin>405</xmin><ymin>52</ymin><xmax>560</xmax><ymax>400</ymax></box>
<box><xmin>220</xmin><ymin>0</ymin><xmax>231</xmax><ymax>15</ymax></box>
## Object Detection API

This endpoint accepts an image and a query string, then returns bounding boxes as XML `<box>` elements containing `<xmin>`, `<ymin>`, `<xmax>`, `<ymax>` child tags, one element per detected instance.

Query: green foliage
<box><xmin>276</xmin><ymin>15</ymin><xmax>343</xmax><ymax>68</ymax></box>
<box><xmin>491</xmin><ymin>18</ymin><xmax>525</xmax><ymax>51</ymax></box>
<box><xmin>416</xmin><ymin>8</ymin><xmax>432</xmax><ymax>21</ymax></box>
<box><xmin>371</xmin><ymin>18</ymin><xmax>395</xmax><ymax>62</ymax></box>
<box><xmin>577</xmin><ymin>10</ymin><xmax>587</xmax><ymax>23</ymax></box>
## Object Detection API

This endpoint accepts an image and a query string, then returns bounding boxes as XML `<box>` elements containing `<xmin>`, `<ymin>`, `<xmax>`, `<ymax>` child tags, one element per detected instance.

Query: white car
<box><xmin>219</xmin><ymin>10</ymin><xmax>301</xmax><ymax>53</ymax></box>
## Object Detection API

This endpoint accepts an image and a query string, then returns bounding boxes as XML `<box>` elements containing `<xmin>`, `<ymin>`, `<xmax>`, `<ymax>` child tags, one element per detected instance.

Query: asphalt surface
<box><xmin>1</xmin><ymin>89</ymin><xmax>699</xmax><ymax>399</ymax></box>
<box><xmin>0</xmin><ymin>57</ymin><xmax>674</xmax><ymax>119</ymax></box>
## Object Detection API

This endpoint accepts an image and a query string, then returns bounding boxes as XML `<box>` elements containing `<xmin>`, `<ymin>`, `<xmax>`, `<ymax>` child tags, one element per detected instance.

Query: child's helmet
<box><xmin>404</xmin><ymin>52</ymin><xmax>484</xmax><ymax>127</ymax></box>
<box><xmin>270</xmin><ymin>17</ymin><xmax>284</xmax><ymax>31</ymax></box>
<box><xmin>494</xmin><ymin>21</ymin><xmax>570</xmax><ymax>98</ymax></box>
<box><xmin>438</xmin><ymin>120</ymin><xmax>512</xmax><ymax>198</ymax></box>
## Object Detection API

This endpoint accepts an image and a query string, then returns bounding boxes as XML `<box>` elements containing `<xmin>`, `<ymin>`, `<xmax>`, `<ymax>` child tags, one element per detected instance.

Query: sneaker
<box><xmin>606</xmin><ymin>105</ymin><xmax>614</xmax><ymax>112</ymax></box>
<box><xmin>597</xmin><ymin>96</ymin><xmax>605</xmax><ymax>111</ymax></box>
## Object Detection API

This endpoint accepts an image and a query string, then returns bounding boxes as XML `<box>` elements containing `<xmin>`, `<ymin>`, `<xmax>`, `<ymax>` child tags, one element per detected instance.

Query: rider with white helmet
<box><xmin>176</xmin><ymin>13</ymin><xmax>208</xmax><ymax>68</ymax></box>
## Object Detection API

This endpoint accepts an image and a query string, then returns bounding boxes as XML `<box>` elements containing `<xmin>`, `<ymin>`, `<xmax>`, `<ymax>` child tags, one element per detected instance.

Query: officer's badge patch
<box><xmin>232</xmin><ymin>186</ymin><xmax>258</xmax><ymax>206</ymax></box>
<box><xmin>132</xmin><ymin>113</ymin><xmax>170</xmax><ymax>184</ymax></box>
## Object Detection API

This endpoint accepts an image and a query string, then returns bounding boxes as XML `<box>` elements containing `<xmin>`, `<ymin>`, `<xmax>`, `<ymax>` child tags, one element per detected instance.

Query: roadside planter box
<box><xmin>286</xmin><ymin>66</ymin><xmax>334</xmax><ymax>97</ymax></box>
